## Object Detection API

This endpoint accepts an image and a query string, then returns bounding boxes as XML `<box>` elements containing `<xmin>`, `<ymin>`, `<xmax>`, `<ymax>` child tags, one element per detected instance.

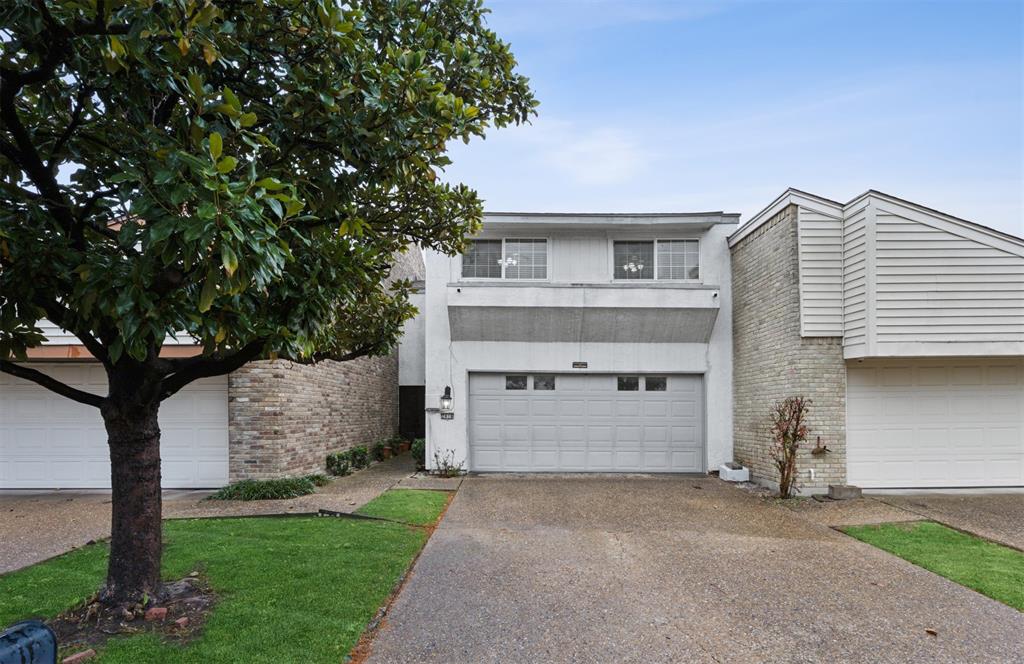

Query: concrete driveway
<box><xmin>367</xmin><ymin>476</ymin><xmax>1023</xmax><ymax>664</ymax></box>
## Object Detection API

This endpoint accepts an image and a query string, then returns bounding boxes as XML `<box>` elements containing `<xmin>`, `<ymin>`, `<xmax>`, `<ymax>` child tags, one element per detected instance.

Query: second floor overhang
<box><xmin>446</xmin><ymin>283</ymin><xmax>720</xmax><ymax>343</ymax></box>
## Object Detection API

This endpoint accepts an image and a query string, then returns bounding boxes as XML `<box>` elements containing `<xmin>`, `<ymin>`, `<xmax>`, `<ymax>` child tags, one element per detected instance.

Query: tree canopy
<box><xmin>0</xmin><ymin>0</ymin><xmax>537</xmax><ymax>394</ymax></box>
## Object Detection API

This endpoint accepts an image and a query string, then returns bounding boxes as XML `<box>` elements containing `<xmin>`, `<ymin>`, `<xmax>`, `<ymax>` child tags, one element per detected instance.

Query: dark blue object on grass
<box><xmin>0</xmin><ymin>620</ymin><xmax>57</xmax><ymax>664</ymax></box>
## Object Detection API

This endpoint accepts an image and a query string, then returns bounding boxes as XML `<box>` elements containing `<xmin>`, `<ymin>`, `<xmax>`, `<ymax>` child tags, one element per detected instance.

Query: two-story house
<box><xmin>422</xmin><ymin>191</ymin><xmax>1023</xmax><ymax>492</ymax></box>
<box><xmin>422</xmin><ymin>212</ymin><xmax>739</xmax><ymax>474</ymax></box>
<box><xmin>731</xmin><ymin>189</ymin><xmax>1024</xmax><ymax>491</ymax></box>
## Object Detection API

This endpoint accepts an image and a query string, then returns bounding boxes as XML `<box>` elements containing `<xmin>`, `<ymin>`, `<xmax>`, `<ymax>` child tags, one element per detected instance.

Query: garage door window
<box><xmin>645</xmin><ymin>377</ymin><xmax>667</xmax><ymax>391</ymax></box>
<box><xmin>617</xmin><ymin>376</ymin><xmax>639</xmax><ymax>391</ymax></box>
<box><xmin>505</xmin><ymin>375</ymin><xmax>527</xmax><ymax>390</ymax></box>
<box><xmin>534</xmin><ymin>376</ymin><xmax>556</xmax><ymax>390</ymax></box>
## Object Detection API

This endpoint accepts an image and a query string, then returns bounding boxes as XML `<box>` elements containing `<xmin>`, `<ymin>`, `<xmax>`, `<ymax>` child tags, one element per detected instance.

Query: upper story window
<box><xmin>462</xmin><ymin>239</ymin><xmax>547</xmax><ymax>280</ymax></box>
<box><xmin>613</xmin><ymin>239</ymin><xmax>699</xmax><ymax>281</ymax></box>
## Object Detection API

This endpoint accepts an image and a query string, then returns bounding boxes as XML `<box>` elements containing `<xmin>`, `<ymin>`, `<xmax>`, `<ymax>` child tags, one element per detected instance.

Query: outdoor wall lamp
<box><xmin>439</xmin><ymin>386</ymin><xmax>454</xmax><ymax>420</ymax></box>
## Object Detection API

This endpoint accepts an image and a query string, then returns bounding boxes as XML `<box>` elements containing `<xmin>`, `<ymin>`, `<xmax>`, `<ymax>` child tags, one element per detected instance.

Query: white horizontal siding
<box><xmin>842</xmin><ymin>210</ymin><xmax>868</xmax><ymax>352</ymax></box>
<box><xmin>38</xmin><ymin>320</ymin><xmax>196</xmax><ymax>346</ymax></box>
<box><xmin>797</xmin><ymin>207</ymin><xmax>843</xmax><ymax>336</ymax></box>
<box><xmin>874</xmin><ymin>212</ymin><xmax>1024</xmax><ymax>345</ymax></box>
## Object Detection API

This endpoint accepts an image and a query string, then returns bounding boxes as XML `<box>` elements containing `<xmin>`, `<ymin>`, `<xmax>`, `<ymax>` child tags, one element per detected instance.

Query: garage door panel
<box><xmin>560</xmin><ymin>400</ymin><xmax>586</xmax><ymax>416</ymax></box>
<box><xmin>670</xmin><ymin>400</ymin><xmax>697</xmax><ymax>417</ymax></box>
<box><xmin>987</xmin><ymin>365</ymin><xmax>1020</xmax><ymax>384</ymax></box>
<box><xmin>1</xmin><ymin>363</ymin><xmax>228</xmax><ymax>489</ymax></box>
<box><xmin>503</xmin><ymin>399</ymin><xmax>530</xmax><ymax>417</ymax></box>
<box><xmin>643</xmin><ymin>425</ymin><xmax>668</xmax><ymax>442</ymax></box>
<box><xmin>469</xmin><ymin>373</ymin><xmax>704</xmax><ymax>473</ymax></box>
<box><xmin>643</xmin><ymin>401</ymin><xmax>668</xmax><ymax>417</ymax></box>
<box><xmin>847</xmin><ymin>359</ymin><xmax>1023</xmax><ymax>488</ymax></box>
<box><xmin>532</xmin><ymin>400</ymin><xmax>557</xmax><ymax>416</ymax></box>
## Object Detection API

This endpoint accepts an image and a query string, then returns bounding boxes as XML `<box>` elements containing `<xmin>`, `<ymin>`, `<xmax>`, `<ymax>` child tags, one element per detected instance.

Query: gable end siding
<box><xmin>797</xmin><ymin>207</ymin><xmax>844</xmax><ymax>337</ymax></box>
<box><xmin>842</xmin><ymin>209</ymin><xmax>868</xmax><ymax>355</ymax></box>
<box><xmin>874</xmin><ymin>208</ymin><xmax>1024</xmax><ymax>345</ymax></box>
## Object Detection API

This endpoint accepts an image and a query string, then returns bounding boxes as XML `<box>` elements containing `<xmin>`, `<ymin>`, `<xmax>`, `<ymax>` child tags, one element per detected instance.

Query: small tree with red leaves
<box><xmin>768</xmin><ymin>397</ymin><xmax>811</xmax><ymax>498</ymax></box>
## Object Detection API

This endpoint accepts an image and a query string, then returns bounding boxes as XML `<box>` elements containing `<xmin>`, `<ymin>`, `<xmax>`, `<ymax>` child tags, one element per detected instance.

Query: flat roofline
<box><xmin>486</xmin><ymin>211</ymin><xmax>740</xmax><ymax>220</ymax></box>
<box><xmin>483</xmin><ymin>211</ymin><xmax>741</xmax><ymax>227</ymax></box>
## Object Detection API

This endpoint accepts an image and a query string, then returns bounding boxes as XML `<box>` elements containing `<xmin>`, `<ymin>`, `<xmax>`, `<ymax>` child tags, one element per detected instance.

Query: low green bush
<box><xmin>388</xmin><ymin>435</ymin><xmax>405</xmax><ymax>453</ymax></box>
<box><xmin>209</xmin><ymin>477</ymin><xmax>316</xmax><ymax>501</ymax></box>
<box><xmin>372</xmin><ymin>441</ymin><xmax>387</xmax><ymax>462</ymax></box>
<box><xmin>305</xmin><ymin>474</ymin><xmax>331</xmax><ymax>487</ymax></box>
<box><xmin>350</xmin><ymin>445</ymin><xmax>370</xmax><ymax>469</ymax></box>
<box><xmin>411</xmin><ymin>438</ymin><xmax>426</xmax><ymax>471</ymax></box>
<box><xmin>326</xmin><ymin>451</ymin><xmax>352</xmax><ymax>476</ymax></box>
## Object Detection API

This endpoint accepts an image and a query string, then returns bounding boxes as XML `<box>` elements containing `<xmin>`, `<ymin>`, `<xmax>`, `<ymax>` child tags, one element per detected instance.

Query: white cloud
<box><xmin>542</xmin><ymin>126</ymin><xmax>650</xmax><ymax>185</ymax></box>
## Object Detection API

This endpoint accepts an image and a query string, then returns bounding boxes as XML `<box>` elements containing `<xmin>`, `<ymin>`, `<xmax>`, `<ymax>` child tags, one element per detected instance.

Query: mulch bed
<box><xmin>49</xmin><ymin>573</ymin><xmax>217</xmax><ymax>654</ymax></box>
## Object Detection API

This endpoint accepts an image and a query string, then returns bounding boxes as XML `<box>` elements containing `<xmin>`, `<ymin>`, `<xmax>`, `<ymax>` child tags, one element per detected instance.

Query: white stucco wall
<box><xmin>398</xmin><ymin>290</ymin><xmax>426</xmax><ymax>386</ymax></box>
<box><xmin>423</xmin><ymin>222</ymin><xmax>735</xmax><ymax>472</ymax></box>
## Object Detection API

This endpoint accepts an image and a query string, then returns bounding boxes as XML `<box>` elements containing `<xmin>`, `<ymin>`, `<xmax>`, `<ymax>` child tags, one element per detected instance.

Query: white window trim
<box><xmin>461</xmin><ymin>237</ymin><xmax>551</xmax><ymax>282</ymax></box>
<box><xmin>609</xmin><ymin>238</ymin><xmax>701</xmax><ymax>283</ymax></box>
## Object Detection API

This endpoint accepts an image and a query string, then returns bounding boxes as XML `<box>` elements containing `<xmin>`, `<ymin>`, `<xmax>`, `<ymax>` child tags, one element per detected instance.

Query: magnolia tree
<box><xmin>0</xmin><ymin>0</ymin><xmax>535</xmax><ymax>607</ymax></box>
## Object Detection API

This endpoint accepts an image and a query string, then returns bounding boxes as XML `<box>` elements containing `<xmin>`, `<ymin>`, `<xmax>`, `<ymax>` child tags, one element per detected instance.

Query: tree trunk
<box><xmin>99</xmin><ymin>388</ymin><xmax>163</xmax><ymax>607</ymax></box>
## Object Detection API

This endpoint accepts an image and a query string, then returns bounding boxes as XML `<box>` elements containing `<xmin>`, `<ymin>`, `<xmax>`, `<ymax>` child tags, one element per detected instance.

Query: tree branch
<box><xmin>0</xmin><ymin>360</ymin><xmax>105</xmax><ymax>408</ymax></box>
<box><xmin>159</xmin><ymin>340</ymin><xmax>267</xmax><ymax>400</ymax></box>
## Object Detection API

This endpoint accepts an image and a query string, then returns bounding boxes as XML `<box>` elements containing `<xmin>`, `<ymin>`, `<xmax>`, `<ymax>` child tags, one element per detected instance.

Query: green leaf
<box><xmin>216</xmin><ymin>157</ymin><xmax>238</xmax><ymax>173</ymax></box>
<box><xmin>221</xmin><ymin>244</ymin><xmax>239</xmax><ymax>276</ymax></box>
<box><xmin>199</xmin><ymin>271</ymin><xmax>218</xmax><ymax>312</ymax></box>
<box><xmin>265</xmin><ymin>197</ymin><xmax>283</xmax><ymax>218</ymax></box>
<box><xmin>239</xmin><ymin>112</ymin><xmax>258</xmax><ymax>127</ymax></box>
<box><xmin>209</xmin><ymin>132</ymin><xmax>223</xmax><ymax>160</ymax></box>
<box><xmin>149</xmin><ymin>222</ymin><xmax>175</xmax><ymax>243</ymax></box>
<box><xmin>223</xmin><ymin>87</ymin><xmax>241</xmax><ymax>111</ymax></box>
<box><xmin>255</xmin><ymin>177</ymin><xmax>285</xmax><ymax>190</ymax></box>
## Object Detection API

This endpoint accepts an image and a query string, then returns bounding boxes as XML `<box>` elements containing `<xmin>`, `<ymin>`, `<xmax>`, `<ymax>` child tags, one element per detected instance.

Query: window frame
<box><xmin>505</xmin><ymin>375</ymin><xmax>528</xmax><ymax>390</ymax></box>
<box><xmin>460</xmin><ymin>237</ymin><xmax>551</xmax><ymax>282</ymax></box>
<box><xmin>610</xmin><ymin>238</ymin><xmax>701</xmax><ymax>283</ymax></box>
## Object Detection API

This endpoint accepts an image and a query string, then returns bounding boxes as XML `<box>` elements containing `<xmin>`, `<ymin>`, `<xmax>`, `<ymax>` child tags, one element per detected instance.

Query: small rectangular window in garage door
<box><xmin>617</xmin><ymin>376</ymin><xmax>639</xmax><ymax>391</ymax></box>
<box><xmin>505</xmin><ymin>375</ymin><xmax>527</xmax><ymax>390</ymax></box>
<box><xmin>645</xmin><ymin>377</ymin><xmax>667</xmax><ymax>391</ymax></box>
<box><xmin>534</xmin><ymin>376</ymin><xmax>556</xmax><ymax>390</ymax></box>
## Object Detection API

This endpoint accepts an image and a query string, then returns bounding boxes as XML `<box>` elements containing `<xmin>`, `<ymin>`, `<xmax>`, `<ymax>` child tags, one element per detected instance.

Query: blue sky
<box><xmin>445</xmin><ymin>0</ymin><xmax>1024</xmax><ymax>236</ymax></box>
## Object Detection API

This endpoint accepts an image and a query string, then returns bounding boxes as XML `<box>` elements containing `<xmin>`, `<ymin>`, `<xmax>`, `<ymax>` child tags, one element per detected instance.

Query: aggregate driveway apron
<box><xmin>367</xmin><ymin>476</ymin><xmax>1024</xmax><ymax>664</ymax></box>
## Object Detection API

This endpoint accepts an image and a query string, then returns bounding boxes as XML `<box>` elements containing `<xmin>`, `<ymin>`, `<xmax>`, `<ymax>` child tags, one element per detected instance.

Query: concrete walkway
<box><xmin>367</xmin><ymin>476</ymin><xmax>1024</xmax><ymax>664</ymax></box>
<box><xmin>0</xmin><ymin>455</ymin><xmax>418</xmax><ymax>573</ymax></box>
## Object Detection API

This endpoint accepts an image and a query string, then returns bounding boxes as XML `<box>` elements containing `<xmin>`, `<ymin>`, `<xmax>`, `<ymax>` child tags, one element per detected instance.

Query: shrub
<box><xmin>432</xmin><ymin>448</ymin><xmax>464</xmax><ymax>478</ymax></box>
<box><xmin>350</xmin><ymin>445</ymin><xmax>370</xmax><ymax>469</ymax></box>
<box><xmin>210</xmin><ymin>477</ymin><xmax>315</xmax><ymax>501</ymax></box>
<box><xmin>411</xmin><ymin>438</ymin><xmax>426</xmax><ymax>471</ymax></box>
<box><xmin>388</xmin><ymin>435</ymin><xmax>404</xmax><ymax>453</ymax></box>
<box><xmin>326</xmin><ymin>451</ymin><xmax>352</xmax><ymax>476</ymax></box>
<box><xmin>769</xmin><ymin>396</ymin><xmax>811</xmax><ymax>499</ymax></box>
<box><xmin>372</xmin><ymin>441</ymin><xmax>387</xmax><ymax>462</ymax></box>
<box><xmin>305</xmin><ymin>474</ymin><xmax>331</xmax><ymax>487</ymax></box>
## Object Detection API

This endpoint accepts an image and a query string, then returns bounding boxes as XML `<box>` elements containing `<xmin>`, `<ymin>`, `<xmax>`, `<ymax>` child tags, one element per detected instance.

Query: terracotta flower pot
<box><xmin>381</xmin><ymin>447</ymin><xmax>392</xmax><ymax>459</ymax></box>
<box><xmin>399</xmin><ymin>442</ymin><xmax>411</xmax><ymax>453</ymax></box>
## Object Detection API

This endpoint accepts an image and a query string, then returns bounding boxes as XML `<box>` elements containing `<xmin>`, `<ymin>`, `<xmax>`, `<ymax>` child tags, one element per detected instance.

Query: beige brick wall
<box><xmin>731</xmin><ymin>204</ymin><xmax>846</xmax><ymax>491</ymax></box>
<box><xmin>227</xmin><ymin>355</ymin><xmax>399</xmax><ymax>481</ymax></box>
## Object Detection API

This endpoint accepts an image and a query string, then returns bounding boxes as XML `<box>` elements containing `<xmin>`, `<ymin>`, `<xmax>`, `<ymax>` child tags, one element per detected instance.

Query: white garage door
<box><xmin>847</xmin><ymin>359</ymin><xmax>1024</xmax><ymax>488</ymax></box>
<box><xmin>469</xmin><ymin>373</ymin><xmax>704</xmax><ymax>472</ymax></box>
<box><xmin>0</xmin><ymin>363</ymin><xmax>229</xmax><ymax>489</ymax></box>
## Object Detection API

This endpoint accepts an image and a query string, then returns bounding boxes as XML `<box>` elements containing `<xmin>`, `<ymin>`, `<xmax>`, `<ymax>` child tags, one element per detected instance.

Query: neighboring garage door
<box><xmin>469</xmin><ymin>373</ymin><xmax>704</xmax><ymax>472</ymax></box>
<box><xmin>0</xmin><ymin>363</ymin><xmax>229</xmax><ymax>489</ymax></box>
<box><xmin>847</xmin><ymin>359</ymin><xmax>1024</xmax><ymax>488</ymax></box>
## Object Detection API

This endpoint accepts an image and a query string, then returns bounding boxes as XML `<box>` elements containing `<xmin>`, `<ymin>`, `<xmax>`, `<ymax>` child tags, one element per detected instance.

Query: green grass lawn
<box><xmin>355</xmin><ymin>488</ymin><xmax>450</xmax><ymax>526</ymax></box>
<box><xmin>0</xmin><ymin>489</ymin><xmax>450</xmax><ymax>662</ymax></box>
<box><xmin>843</xmin><ymin>521</ymin><xmax>1024</xmax><ymax>611</ymax></box>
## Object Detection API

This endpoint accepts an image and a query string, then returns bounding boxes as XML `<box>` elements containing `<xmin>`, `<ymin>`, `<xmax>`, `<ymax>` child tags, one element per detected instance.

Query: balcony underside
<box><xmin>447</xmin><ymin>284</ymin><xmax>720</xmax><ymax>343</ymax></box>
